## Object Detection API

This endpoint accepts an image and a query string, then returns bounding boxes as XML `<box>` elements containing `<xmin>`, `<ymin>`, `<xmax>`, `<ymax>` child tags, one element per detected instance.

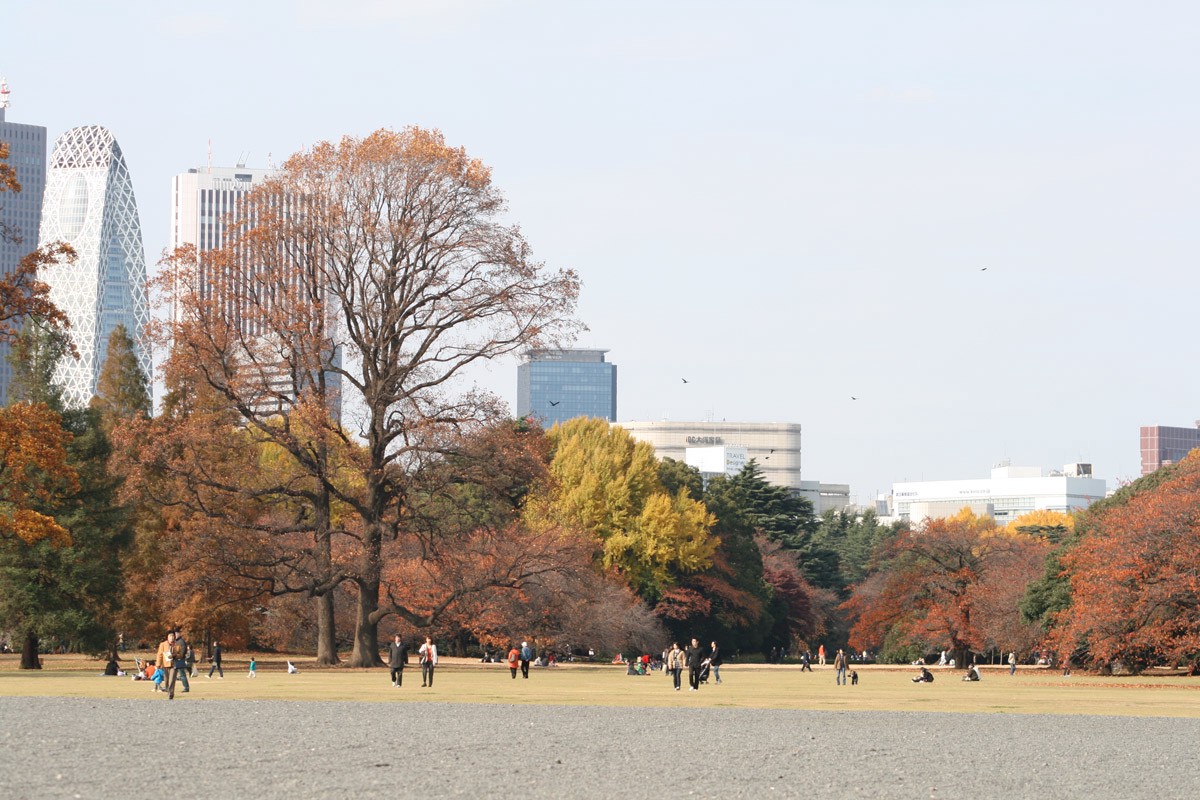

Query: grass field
<box><xmin>2</xmin><ymin>653</ymin><xmax>1198</xmax><ymax>717</ymax></box>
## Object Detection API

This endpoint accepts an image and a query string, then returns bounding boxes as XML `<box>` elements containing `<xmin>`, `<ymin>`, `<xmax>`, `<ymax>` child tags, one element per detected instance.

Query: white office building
<box><xmin>170</xmin><ymin>164</ymin><xmax>342</xmax><ymax>420</ymax></box>
<box><xmin>890</xmin><ymin>462</ymin><xmax>1107</xmax><ymax>525</ymax></box>
<box><xmin>38</xmin><ymin>125</ymin><xmax>149</xmax><ymax>406</ymax></box>
<box><xmin>621</xmin><ymin>420</ymin><xmax>852</xmax><ymax>513</ymax></box>
<box><xmin>621</xmin><ymin>421</ymin><xmax>803</xmax><ymax>489</ymax></box>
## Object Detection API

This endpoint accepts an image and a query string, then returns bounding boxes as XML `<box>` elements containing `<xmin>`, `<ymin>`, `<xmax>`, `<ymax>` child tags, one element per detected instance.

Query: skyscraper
<box><xmin>516</xmin><ymin>348</ymin><xmax>617</xmax><ymax>427</ymax></box>
<box><xmin>0</xmin><ymin>78</ymin><xmax>48</xmax><ymax>404</ymax></box>
<box><xmin>170</xmin><ymin>164</ymin><xmax>342</xmax><ymax>420</ymax></box>
<box><xmin>38</xmin><ymin>125</ymin><xmax>149</xmax><ymax>406</ymax></box>
<box><xmin>171</xmin><ymin>165</ymin><xmax>274</xmax><ymax>264</ymax></box>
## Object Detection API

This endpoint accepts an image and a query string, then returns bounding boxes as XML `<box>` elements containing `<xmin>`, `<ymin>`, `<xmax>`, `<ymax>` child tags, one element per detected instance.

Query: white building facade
<box><xmin>890</xmin><ymin>463</ymin><xmax>1106</xmax><ymax>525</ymax></box>
<box><xmin>170</xmin><ymin>164</ymin><xmax>342</xmax><ymax>420</ymax></box>
<box><xmin>38</xmin><ymin>126</ymin><xmax>149</xmax><ymax>406</ymax></box>
<box><xmin>621</xmin><ymin>421</ymin><xmax>803</xmax><ymax>489</ymax></box>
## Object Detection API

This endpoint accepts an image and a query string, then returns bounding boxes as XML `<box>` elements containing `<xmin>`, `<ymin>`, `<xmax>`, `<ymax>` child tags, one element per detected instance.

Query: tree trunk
<box><xmin>315</xmin><ymin>591</ymin><xmax>338</xmax><ymax>665</ymax></box>
<box><xmin>348</xmin><ymin>575</ymin><xmax>382</xmax><ymax>666</ymax></box>
<box><xmin>20</xmin><ymin>630</ymin><xmax>41</xmax><ymax>670</ymax></box>
<box><xmin>312</xmin><ymin>488</ymin><xmax>339</xmax><ymax>666</ymax></box>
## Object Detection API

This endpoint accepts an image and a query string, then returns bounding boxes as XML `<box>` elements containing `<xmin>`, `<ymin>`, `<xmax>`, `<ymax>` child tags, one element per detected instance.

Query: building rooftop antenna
<box><xmin>236</xmin><ymin>151</ymin><xmax>248</xmax><ymax>169</ymax></box>
<box><xmin>207</xmin><ymin>138</ymin><xmax>212</xmax><ymax>174</ymax></box>
<box><xmin>0</xmin><ymin>76</ymin><xmax>11</xmax><ymax>110</ymax></box>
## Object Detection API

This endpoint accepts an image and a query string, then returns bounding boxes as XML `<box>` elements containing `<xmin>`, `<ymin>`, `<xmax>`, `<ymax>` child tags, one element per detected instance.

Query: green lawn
<box><xmin>2</xmin><ymin>654</ymin><xmax>1198</xmax><ymax>717</ymax></box>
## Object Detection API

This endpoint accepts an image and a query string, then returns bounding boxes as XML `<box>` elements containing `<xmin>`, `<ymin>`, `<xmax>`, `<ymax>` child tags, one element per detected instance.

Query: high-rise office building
<box><xmin>171</xmin><ymin>165</ymin><xmax>274</xmax><ymax>263</ymax></box>
<box><xmin>38</xmin><ymin>125</ymin><xmax>149</xmax><ymax>407</ymax></box>
<box><xmin>0</xmin><ymin>79</ymin><xmax>48</xmax><ymax>404</ymax></box>
<box><xmin>1140</xmin><ymin>423</ymin><xmax>1200</xmax><ymax>475</ymax></box>
<box><xmin>517</xmin><ymin>348</ymin><xmax>617</xmax><ymax>427</ymax></box>
<box><xmin>171</xmin><ymin>165</ymin><xmax>342</xmax><ymax>419</ymax></box>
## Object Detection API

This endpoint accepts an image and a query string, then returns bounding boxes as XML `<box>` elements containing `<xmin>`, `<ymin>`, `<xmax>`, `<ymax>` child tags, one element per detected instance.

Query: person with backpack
<box><xmin>172</xmin><ymin>631</ymin><xmax>191</xmax><ymax>694</ymax></box>
<box><xmin>519</xmin><ymin>641</ymin><xmax>534</xmax><ymax>679</ymax></box>
<box><xmin>507</xmin><ymin>644</ymin><xmax>520</xmax><ymax>679</ymax></box>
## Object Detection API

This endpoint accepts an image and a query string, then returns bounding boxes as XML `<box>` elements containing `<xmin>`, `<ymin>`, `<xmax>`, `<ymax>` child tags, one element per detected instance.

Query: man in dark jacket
<box><xmin>686</xmin><ymin>638</ymin><xmax>707</xmax><ymax>691</ymax></box>
<box><xmin>709</xmin><ymin>641</ymin><xmax>723</xmax><ymax>685</ymax></box>
<box><xmin>389</xmin><ymin>635</ymin><xmax>409</xmax><ymax>687</ymax></box>
<box><xmin>519</xmin><ymin>641</ymin><xmax>534</xmax><ymax>679</ymax></box>
<box><xmin>208</xmin><ymin>641</ymin><xmax>224</xmax><ymax>678</ymax></box>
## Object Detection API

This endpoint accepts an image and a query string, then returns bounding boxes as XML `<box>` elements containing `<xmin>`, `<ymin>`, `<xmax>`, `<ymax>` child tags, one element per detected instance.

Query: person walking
<box><xmin>419</xmin><ymin>636</ymin><xmax>438</xmax><ymax>687</ymax></box>
<box><xmin>666</xmin><ymin>642</ymin><xmax>685</xmax><ymax>691</ymax></box>
<box><xmin>186</xmin><ymin>640</ymin><xmax>198</xmax><ymax>678</ymax></box>
<box><xmin>247</xmin><ymin>657</ymin><xmax>257</xmax><ymax>677</ymax></box>
<box><xmin>818</xmin><ymin>644</ymin><xmax>826</xmax><ymax>666</ymax></box>
<box><xmin>171</xmin><ymin>631</ymin><xmax>191</xmax><ymax>693</ymax></box>
<box><xmin>507</xmin><ymin>643</ymin><xmax>520</xmax><ymax>679</ymax></box>
<box><xmin>686</xmin><ymin>638</ymin><xmax>707</xmax><ymax>692</ymax></box>
<box><xmin>1008</xmin><ymin>651</ymin><xmax>1017</xmax><ymax>676</ymax></box>
<box><xmin>159</xmin><ymin>631</ymin><xmax>188</xmax><ymax>699</ymax></box>
<box><xmin>388</xmin><ymin>634</ymin><xmax>409</xmax><ymax>687</ymax></box>
<box><xmin>154</xmin><ymin>631</ymin><xmax>173</xmax><ymax>695</ymax></box>
<box><xmin>801</xmin><ymin>650</ymin><xmax>813</xmax><ymax>672</ymax></box>
<box><xmin>519</xmin><ymin>641</ymin><xmax>534</xmax><ymax>679</ymax></box>
<box><xmin>708</xmin><ymin>641</ymin><xmax>723</xmax><ymax>685</ymax></box>
<box><xmin>834</xmin><ymin>648</ymin><xmax>848</xmax><ymax>686</ymax></box>
<box><xmin>207</xmin><ymin>641</ymin><xmax>224</xmax><ymax>678</ymax></box>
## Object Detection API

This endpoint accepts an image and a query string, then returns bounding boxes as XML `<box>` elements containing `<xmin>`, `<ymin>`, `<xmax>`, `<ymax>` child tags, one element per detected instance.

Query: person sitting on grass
<box><xmin>962</xmin><ymin>665</ymin><xmax>981</xmax><ymax>682</ymax></box>
<box><xmin>912</xmin><ymin>667</ymin><xmax>934</xmax><ymax>683</ymax></box>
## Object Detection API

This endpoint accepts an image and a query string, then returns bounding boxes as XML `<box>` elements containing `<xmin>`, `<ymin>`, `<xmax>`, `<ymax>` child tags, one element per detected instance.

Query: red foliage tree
<box><xmin>1051</xmin><ymin>452</ymin><xmax>1200</xmax><ymax>673</ymax></box>
<box><xmin>843</xmin><ymin>511</ymin><xmax>1047</xmax><ymax>663</ymax></box>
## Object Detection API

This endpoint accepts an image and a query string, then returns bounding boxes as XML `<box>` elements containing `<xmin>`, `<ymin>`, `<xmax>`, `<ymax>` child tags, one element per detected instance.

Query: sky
<box><xmin>6</xmin><ymin>0</ymin><xmax>1199</xmax><ymax>504</ymax></box>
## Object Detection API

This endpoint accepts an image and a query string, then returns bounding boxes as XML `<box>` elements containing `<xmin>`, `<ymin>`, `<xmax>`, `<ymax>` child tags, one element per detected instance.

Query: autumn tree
<box><xmin>843</xmin><ymin>510</ymin><xmax>1047</xmax><ymax>664</ymax></box>
<box><xmin>1</xmin><ymin>324</ymin><xmax>137</xmax><ymax>668</ymax></box>
<box><xmin>1049</xmin><ymin>452</ymin><xmax>1200</xmax><ymax>674</ymax></box>
<box><xmin>152</xmin><ymin>128</ymin><xmax>581</xmax><ymax>667</ymax></box>
<box><xmin>528</xmin><ymin>418</ymin><xmax>717</xmax><ymax>601</ymax></box>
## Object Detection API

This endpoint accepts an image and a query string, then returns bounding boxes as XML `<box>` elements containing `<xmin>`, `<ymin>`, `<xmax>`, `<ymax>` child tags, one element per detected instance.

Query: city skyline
<box><xmin>5</xmin><ymin>1</ymin><xmax>1199</xmax><ymax>500</ymax></box>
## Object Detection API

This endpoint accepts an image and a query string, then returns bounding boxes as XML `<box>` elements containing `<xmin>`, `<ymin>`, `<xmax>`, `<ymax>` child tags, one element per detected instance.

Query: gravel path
<box><xmin>1</xmin><ymin>697</ymin><xmax>1197</xmax><ymax>798</ymax></box>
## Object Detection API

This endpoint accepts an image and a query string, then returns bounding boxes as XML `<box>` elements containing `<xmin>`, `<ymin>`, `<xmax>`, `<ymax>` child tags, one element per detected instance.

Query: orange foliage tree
<box><xmin>843</xmin><ymin>510</ymin><xmax>1049</xmax><ymax>664</ymax></box>
<box><xmin>1050</xmin><ymin>452</ymin><xmax>1200</xmax><ymax>673</ymax></box>
<box><xmin>151</xmin><ymin>128</ymin><xmax>580</xmax><ymax>667</ymax></box>
<box><xmin>0</xmin><ymin>403</ymin><xmax>81</xmax><ymax>667</ymax></box>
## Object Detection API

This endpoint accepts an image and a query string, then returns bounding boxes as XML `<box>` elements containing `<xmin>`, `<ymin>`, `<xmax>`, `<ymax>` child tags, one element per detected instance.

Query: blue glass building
<box><xmin>0</xmin><ymin>96</ymin><xmax>47</xmax><ymax>404</ymax></box>
<box><xmin>517</xmin><ymin>349</ymin><xmax>617</xmax><ymax>427</ymax></box>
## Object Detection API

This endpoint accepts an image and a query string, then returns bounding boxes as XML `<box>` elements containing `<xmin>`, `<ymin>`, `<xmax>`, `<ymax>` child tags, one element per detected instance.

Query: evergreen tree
<box><xmin>90</xmin><ymin>324</ymin><xmax>150</xmax><ymax>423</ymax></box>
<box><xmin>723</xmin><ymin>461</ymin><xmax>838</xmax><ymax>590</ymax></box>
<box><xmin>0</xmin><ymin>326</ymin><xmax>133</xmax><ymax>665</ymax></box>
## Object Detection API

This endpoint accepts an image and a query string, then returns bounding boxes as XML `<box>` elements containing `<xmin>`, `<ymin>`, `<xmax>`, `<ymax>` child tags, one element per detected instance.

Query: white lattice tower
<box><xmin>38</xmin><ymin>125</ymin><xmax>150</xmax><ymax>406</ymax></box>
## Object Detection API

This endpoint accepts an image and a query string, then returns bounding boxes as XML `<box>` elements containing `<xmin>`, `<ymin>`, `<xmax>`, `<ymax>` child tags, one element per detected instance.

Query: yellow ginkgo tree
<box><xmin>527</xmin><ymin>417</ymin><xmax>717</xmax><ymax>598</ymax></box>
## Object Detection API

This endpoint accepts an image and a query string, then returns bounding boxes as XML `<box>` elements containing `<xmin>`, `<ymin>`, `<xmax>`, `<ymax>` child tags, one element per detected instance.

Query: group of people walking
<box><xmin>388</xmin><ymin>635</ymin><xmax>438</xmax><ymax>687</ymax></box>
<box><xmin>664</xmin><ymin>639</ymin><xmax>721</xmax><ymax>691</ymax></box>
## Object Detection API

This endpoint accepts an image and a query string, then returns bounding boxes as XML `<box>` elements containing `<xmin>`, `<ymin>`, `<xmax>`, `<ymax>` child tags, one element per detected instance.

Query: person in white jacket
<box><xmin>419</xmin><ymin>637</ymin><xmax>438</xmax><ymax>687</ymax></box>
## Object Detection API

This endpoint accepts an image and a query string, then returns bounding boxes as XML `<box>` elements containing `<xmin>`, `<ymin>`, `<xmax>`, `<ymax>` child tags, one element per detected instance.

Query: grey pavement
<box><xmin>1</xmin><ymin>697</ymin><xmax>1197</xmax><ymax>798</ymax></box>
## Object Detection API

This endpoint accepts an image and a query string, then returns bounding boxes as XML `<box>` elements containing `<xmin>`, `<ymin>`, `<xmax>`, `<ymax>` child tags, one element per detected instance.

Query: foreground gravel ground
<box><xmin>1</xmin><ymin>697</ymin><xmax>1197</xmax><ymax>798</ymax></box>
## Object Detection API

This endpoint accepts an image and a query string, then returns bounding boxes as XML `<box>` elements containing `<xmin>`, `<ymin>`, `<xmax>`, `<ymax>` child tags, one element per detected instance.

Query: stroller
<box><xmin>698</xmin><ymin>662</ymin><xmax>711</xmax><ymax>684</ymax></box>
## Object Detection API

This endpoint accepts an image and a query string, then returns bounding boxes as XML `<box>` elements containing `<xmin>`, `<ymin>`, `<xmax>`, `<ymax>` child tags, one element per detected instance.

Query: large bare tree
<box><xmin>157</xmin><ymin>127</ymin><xmax>581</xmax><ymax>666</ymax></box>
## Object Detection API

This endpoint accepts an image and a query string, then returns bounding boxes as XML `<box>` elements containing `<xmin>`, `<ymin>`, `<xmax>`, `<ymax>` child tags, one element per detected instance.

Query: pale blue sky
<box><xmin>8</xmin><ymin>1</ymin><xmax>1199</xmax><ymax>501</ymax></box>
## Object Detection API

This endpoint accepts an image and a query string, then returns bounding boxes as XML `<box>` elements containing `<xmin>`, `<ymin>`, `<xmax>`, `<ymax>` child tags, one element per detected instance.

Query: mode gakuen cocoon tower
<box><xmin>38</xmin><ymin>125</ymin><xmax>149</xmax><ymax>406</ymax></box>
